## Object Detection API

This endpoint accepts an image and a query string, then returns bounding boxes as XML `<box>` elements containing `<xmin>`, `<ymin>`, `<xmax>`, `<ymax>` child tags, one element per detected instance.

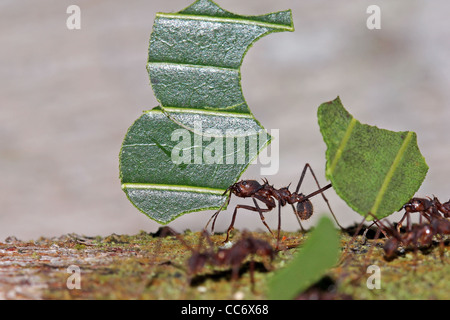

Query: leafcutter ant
<box><xmin>181</xmin><ymin>230</ymin><xmax>275</xmax><ymax>291</ymax></box>
<box><xmin>397</xmin><ymin>196</ymin><xmax>450</xmax><ymax>232</ymax></box>
<box><xmin>205</xmin><ymin>163</ymin><xmax>343</xmax><ymax>246</ymax></box>
<box><xmin>350</xmin><ymin>196</ymin><xmax>449</xmax><ymax>246</ymax></box>
<box><xmin>369</xmin><ymin>213</ymin><xmax>450</xmax><ymax>259</ymax></box>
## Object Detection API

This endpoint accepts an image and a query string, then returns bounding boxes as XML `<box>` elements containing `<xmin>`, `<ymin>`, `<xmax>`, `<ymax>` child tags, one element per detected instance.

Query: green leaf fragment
<box><xmin>120</xmin><ymin>107</ymin><xmax>271</xmax><ymax>224</ymax></box>
<box><xmin>148</xmin><ymin>0</ymin><xmax>294</xmax><ymax>124</ymax></box>
<box><xmin>119</xmin><ymin>1</ymin><xmax>294</xmax><ymax>224</ymax></box>
<box><xmin>317</xmin><ymin>97</ymin><xmax>429</xmax><ymax>219</ymax></box>
<box><xmin>267</xmin><ymin>216</ymin><xmax>340</xmax><ymax>300</ymax></box>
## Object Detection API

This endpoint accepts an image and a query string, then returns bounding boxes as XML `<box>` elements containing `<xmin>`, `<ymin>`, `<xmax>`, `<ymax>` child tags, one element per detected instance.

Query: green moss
<box><xmin>1</xmin><ymin>229</ymin><xmax>448</xmax><ymax>299</ymax></box>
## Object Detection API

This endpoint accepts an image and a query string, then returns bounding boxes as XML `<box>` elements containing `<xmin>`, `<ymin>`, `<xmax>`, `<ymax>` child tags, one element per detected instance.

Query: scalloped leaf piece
<box><xmin>317</xmin><ymin>97</ymin><xmax>429</xmax><ymax>220</ymax></box>
<box><xmin>120</xmin><ymin>1</ymin><xmax>294</xmax><ymax>224</ymax></box>
<box><xmin>147</xmin><ymin>0</ymin><xmax>294</xmax><ymax>132</ymax></box>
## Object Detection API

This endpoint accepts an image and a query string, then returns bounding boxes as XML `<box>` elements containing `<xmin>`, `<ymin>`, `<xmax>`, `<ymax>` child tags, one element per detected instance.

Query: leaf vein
<box><xmin>156</xmin><ymin>13</ymin><xmax>294</xmax><ymax>31</ymax></box>
<box><xmin>327</xmin><ymin>117</ymin><xmax>357</xmax><ymax>176</ymax></box>
<box><xmin>370</xmin><ymin>131</ymin><xmax>414</xmax><ymax>214</ymax></box>
<box><xmin>121</xmin><ymin>183</ymin><xmax>226</xmax><ymax>195</ymax></box>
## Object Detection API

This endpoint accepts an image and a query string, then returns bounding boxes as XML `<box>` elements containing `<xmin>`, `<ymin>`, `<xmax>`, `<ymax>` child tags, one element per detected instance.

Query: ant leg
<box><xmin>249</xmin><ymin>259</ymin><xmax>256</xmax><ymax>293</ymax></box>
<box><xmin>277</xmin><ymin>200</ymin><xmax>282</xmax><ymax>249</ymax></box>
<box><xmin>363</xmin><ymin>226</ymin><xmax>381</xmax><ymax>268</ymax></box>
<box><xmin>349</xmin><ymin>226</ymin><xmax>382</xmax><ymax>285</ymax></box>
<box><xmin>252</xmin><ymin>198</ymin><xmax>275</xmax><ymax>238</ymax></box>
<box><xmin>204</xmin><ymin>191</ymin><xmax>232</xmax><ymax>234</ymax></box>
<box><xmin>406</xmin><ymin>212</ymin><xmax>413</xmax><ymax>232</ymax></box>
<box><xmin>225</xmin><ymin>204</ymin><xmax>271</xmax><ymax>243</ymax></box>
<box><xmin>294</xmin><ymin>163</ymin><xmax>310</xmax><ymax>194</ymax></box>
<box><xmin>200</xmin><ymin>229</ymin><xmax>218</xmax><ymax>257</ymax></box>
<box><xmin>438</xmin><ymin>236</ymin><xmax>445</xmax><ymax>262</ymax></box>
<box><xmin>396</xmin><ymin>212</ymin><xmax>408</xmax><ymax>233</ymax></box>
<box><xmin>361</xmin><ymin>221</ymin><xmax>376</xmax><ymax>244</ymax></box>
<box><xmin>230</xmin><ymin>254</ymin><xmax>243</xmax><ymax>285</ymax></box>
<box><xmin>340</xmin><ymin>215</ymin><xmax>367</xmax><ymax>265</ymax></box>
<box><xmin>295</xmin><ymin>163</ymin><xmax>344</xmax><ymax>229</ymax></box>
<box><xmin>291</xmin><ymin>204</ymin><xmax>306</xmax><ymax>232</ymax></box>
<box><xmin>362</xmin><ymin>218</ymin><xmax>390</xmax><ymax>242</ymax></box>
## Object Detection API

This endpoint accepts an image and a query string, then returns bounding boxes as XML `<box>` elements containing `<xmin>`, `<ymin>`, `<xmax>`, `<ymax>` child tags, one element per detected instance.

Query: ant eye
<box><xmin>242</xmin><ymin>181</ymin><xmax>247</xmax><ymax>186</ymax></box>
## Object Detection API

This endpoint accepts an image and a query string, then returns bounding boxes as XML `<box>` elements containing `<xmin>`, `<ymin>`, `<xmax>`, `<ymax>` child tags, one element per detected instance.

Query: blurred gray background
<box><xmin>1</xmin><ymin>0</ymin><xmax>449</xmax><ymax>240</ymax></box>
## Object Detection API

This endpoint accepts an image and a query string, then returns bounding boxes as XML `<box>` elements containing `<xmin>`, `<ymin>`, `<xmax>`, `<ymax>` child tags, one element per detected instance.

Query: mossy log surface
<box><xmin>0</xmin><ymin>228</ymin><xmax>448</xmax><ymax>300</ymax></box>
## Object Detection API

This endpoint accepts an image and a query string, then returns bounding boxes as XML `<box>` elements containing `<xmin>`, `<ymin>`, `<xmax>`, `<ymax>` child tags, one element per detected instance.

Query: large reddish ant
<box><xmin>204</xmin><ymin>163</ymin><xmax>343</xmax><ymax>245</ymax></box>
<box><xmin>182</xmin><ymin>231</ymin><xmax>275</xmax><ymax>291</ymax></box>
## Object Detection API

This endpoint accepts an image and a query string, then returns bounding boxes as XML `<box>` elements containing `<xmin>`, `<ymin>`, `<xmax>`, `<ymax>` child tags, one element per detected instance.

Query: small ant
<box><xmin>204</xmin><ymin>163</ymin><xmax>343</xmax><ymax>245</ymax></box>
<box><xmin>183</xmin><ymin>231</ymin><xmax>275</xmax><ymax>291</ymax></box>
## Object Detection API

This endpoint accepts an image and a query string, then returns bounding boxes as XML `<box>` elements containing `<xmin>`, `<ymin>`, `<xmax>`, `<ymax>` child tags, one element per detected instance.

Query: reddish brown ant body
<box><xmin>370</xmin><ymin>213</ymin><xmax>450</xmax><ymax>259</ymax></box>
<box><xmin>184</xmin><ymin>231</ymin><xmax>275</xmax><ymax>290</ymax></box>
<box><xmin>433</xmin><ymin>197</ymin><xmax>450</xmax><ymax>218</ymax></box>
<box><xmin>346</xmin><ymin>196</ymin><xmax>450</xmax><ymax>263</ymax></box>
<box><xmin>205</xmin><ymin>164</ymin><xmax>343</xmax><ymax>245</ymax></box>
<box><xmin>397</xmin><ymin>196</ymin><xmax>450</xmax><ymax>231</ymax></box>
<box><xmin>397</xmin><ymin>197</ymin><xmax>435</xmax><ymax>232</ymax></box>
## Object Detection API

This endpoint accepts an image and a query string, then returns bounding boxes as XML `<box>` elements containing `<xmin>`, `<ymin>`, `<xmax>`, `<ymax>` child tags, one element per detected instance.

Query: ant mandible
<box><xmin>204</xmin><ymin>163</ymin><xmax>344</xmax><ymax>245</ymax></box>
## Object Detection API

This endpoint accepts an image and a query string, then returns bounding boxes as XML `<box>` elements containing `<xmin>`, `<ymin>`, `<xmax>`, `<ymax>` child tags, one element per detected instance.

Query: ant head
<box><xmin>296</xmin><ymin>199</ymin><xmax>314</xmax><ymax>221</ymax></box>
<box><xmin>230</xmin><ymin>180</ymin><xmax>262</xmax><ymax>197</ymax></box>
<box><xmin>402</xmin><ymin>197</ymin><xmax>431</xmax><ymax>213</ymax></box>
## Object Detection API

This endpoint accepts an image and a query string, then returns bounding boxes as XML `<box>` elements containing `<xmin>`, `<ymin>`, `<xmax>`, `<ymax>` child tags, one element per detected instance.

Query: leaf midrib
<box><xmin>147</xmin><ymin>61</ymin><xmax>239</xmax><ymax>72</ymax></box>
<box><xmin>153</xmin><ymin>106</ymin><xmax>254</xmax><ymax>118</ymax></box>
<box><xmin>156</xmin><ymin>12</ymin><xmax>295</xmax><ymax>31</ymax></box>
<box><xmin>370</xmin><ymin>131</ymin><xmax>414</xmax><ymax>214</ymax></box>
<box><xmin>121</xmin><ymin>183</ymin><xmax>226</xmax><ymax>195</ymax></box>
<box><xmin>326</xmin><ymin>117</ymin><xmax>357</xmax><ymax>177</ymax></box>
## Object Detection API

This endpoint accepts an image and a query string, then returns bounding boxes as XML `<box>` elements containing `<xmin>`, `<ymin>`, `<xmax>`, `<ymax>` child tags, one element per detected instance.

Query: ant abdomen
<box><xmin>383</xmin><ymin>238</ymin><xmax>399</xmax><ymax>258</ymax></box>
<box><xmin>296</xmin><ymin>199</ymin><xmax>314</xmax><ymax>220</ymax></box>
